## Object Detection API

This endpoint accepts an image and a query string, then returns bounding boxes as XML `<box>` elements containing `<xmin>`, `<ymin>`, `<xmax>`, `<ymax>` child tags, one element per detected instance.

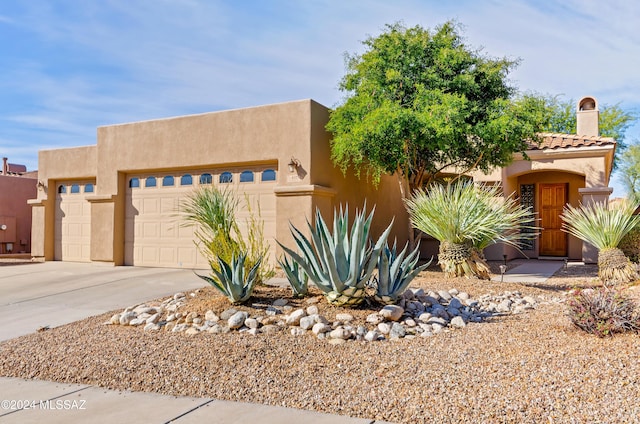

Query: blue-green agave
<box><xmin>278</xmin><ymin>205</ymin><xmax>393</xmax><ymax>307</ymax></box>
<box><xmin>278</xmin><ymin>254</ymin><xmax>308</xmax><ymax>297</ymax></box>
<box><xmin>196</xmin><ymin>253</ymin><xmax>262</xmax><ymax>304</ymax></box>
<box><xmin>375</xmin><ymin>241</ymin><xmax>432</xmax><ymax>305</ymax></box>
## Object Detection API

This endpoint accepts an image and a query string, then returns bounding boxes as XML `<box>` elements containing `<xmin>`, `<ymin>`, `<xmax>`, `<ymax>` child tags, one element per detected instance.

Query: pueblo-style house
<box><xmin>29</xmin><ymin>96</ymin><xmax>613</xmax><ymax>267</ymax></box>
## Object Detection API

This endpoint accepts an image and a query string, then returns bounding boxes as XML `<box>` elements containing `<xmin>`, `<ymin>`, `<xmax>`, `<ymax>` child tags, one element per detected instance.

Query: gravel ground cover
<box><xmin>1</xmin><ymin>261</ymin><xmax>639</xmax><ymax>423</ymax></box>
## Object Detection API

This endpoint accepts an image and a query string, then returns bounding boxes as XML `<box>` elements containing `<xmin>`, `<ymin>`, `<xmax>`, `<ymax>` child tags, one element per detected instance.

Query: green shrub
<box><xmin>566</xmin><ymin>287</ymin><xmax>640</xmax><ymax>337</ymax></box>
<box><xmin>619</xmin><ymin>226</ymin><xmax>640</xmax><ymax>263</ymax></box>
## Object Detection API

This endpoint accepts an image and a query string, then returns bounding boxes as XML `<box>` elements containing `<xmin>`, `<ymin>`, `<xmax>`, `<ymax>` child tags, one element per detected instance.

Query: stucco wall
<box><xmin>33</xmin><ymin>99</ymin><xmax>407</xmax><ymax>266</ymax></box>
<box><xmin>0</xmin><ymin>175</ymin><xmax>37</xmax><ymax>253</ymax></box>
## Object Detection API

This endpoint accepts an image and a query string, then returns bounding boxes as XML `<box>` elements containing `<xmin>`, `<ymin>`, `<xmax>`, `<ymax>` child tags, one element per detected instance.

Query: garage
<box><xmin>54</xmin><ymin>181</ymin><xmax>94</xmax><ymax>262</ymax></box>
<box><xmin>124</xmin><ymin>166</ymin><xmax>277</xmax><ymax>269</ymax></box>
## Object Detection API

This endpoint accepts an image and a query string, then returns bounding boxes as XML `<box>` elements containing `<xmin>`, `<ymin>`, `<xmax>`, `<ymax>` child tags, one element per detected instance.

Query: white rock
<box><xmin>166</xmin><ymin>314</ymin><xmax>176</xmax><ymax>322</ymax></box>
<box><xmin>299</xmin><ymin>315</ymin><xmax>316</xmax><ymax>330</ymax></box>
<box><xmin>327</xmin><ymin>338</ymin><xmax>346</xmax><ymax>345</ymax></box>
<box><xmin>312</xmin><ymin>323</ymin><xmax>331</xmax><ymax>335</ymax></box>
<box><xmin>458</xmin><ymin>292</ymin><xmax>470</xmax><ymax>301</ymax></box>
<box><xmin>173</xmin><ymin>292</ymin><xmax>185</xmax><ymax>300</ymax></box>
<box><xmin>228</xmin><ymin>311</ymin><xmax>249</xmax><ymax>329</ymax></box>
<box><xmin>377</xmin><ymin>322</ymin><xmax>392</xmax><ymax>335</ymax></box>
<box><xmin>185</xmin><ymin>327</ymin><xmax>200</xmax><ymax>335</ymax></box>
<box><xmin>143</xmin><ymin>323</ymin><xmax>160</xmax><ymax>331</ymax></box>
<box><xmin>286</xmin><ymin>309</ymin><xmax>307</xmax><ymax>326</ymax></box>
<box><xmin>205</xmin><ymin>310</ymin><xmax>219</xmax><ymax>322</ymax></box>
<box><xmin>403</xmin><ymin>318</ymin><xmax>417</xmax><ymax>327</ymax></box>
<box><xmin>220</xmin><ymin>309</ymin><xmax>238</xmax><ymax>320</ymax></box>
<box><xmin>366</xmin><ymin>313</ymin><xmax>384</xmax><ymax>325</ymax></box>
<box><xmin>329</xmin><ymin>327</ymin><xmax>351</xmax><ymax>340</ymax></box>
<box><xmin>248</xmin><ymin>328</ymin><xmax>259</xmax><ymax>336</ymax></box>
<box><xmin>110</xmin><ymin>313</ymin><xmax>121</xmax><ymax>325</ymax></box>
<box><xmin>451</xmin><ymin>316</ymin><xmax>466</xmax><ymax>328</ymax></box>
<box><xmin>417</xmin><ymin>312</ymin><xmax>432</xmax><ymax>322</ymax></box>
<box><xmin>380</xmin><ymin>305</ymin><xmax>404</xmax><ymax>321</ymax></box>
<box><xmin>365</xmin><ymin>330</ymin><xmax>381</xmax><ymax>342</ymax></box>
<box><xmin>335</xmin><ymin>313</ymin><xmax>354</xmax><ymax>322</ymax></box>
<box><xmin>306</xmin><ymin>305</ymin><xmax>319</xmax><ymax>315</ymax></box>
<box><xmin>438</xmin><ymin>290</ymin><xmax>453</xmax><ymax>301</ymax></box>
<box><xmin>245</xmin><ymin>318</ymin><xmax>259</xmax><ymax>329</ymax></box>
<box><xmin>390</xmin><ymin>322</ymin><xmax>406</xmax><ymax>338</ymax></box>
<box><xmin>119</xmin><ymin>311</ymin><xmax>137</xmax><ymax>325</ymax></box>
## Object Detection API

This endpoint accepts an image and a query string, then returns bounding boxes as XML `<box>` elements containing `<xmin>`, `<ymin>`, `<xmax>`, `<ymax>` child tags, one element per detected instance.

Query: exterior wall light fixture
<box><xmin>288</xmin><ymin>157</ymin><xmax>301</xmax><ymax>173</ymax></box>
<box><xmin>37</xmin><ymin>180</ymin><xmax>46</xmax><ymax>191</ymax></box>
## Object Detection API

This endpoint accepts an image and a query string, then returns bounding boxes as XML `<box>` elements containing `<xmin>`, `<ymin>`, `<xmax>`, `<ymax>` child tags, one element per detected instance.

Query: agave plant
<box><xmin>181</xmin><ymin>186</ymin><xmax>273</xmax><ymax>282</ymax></box>
<box><xmin>195</xmin><ymin>253</ymin><xmax>262</xmax><ymax>304</ymax></box>
<box><xmin>561</xmin><ymin>200</ymin><xmax>640</xmax><ymax>285</ymax></box>
<box><xmin>278</xmin><ymin>205</ymin><xmax>393</xmax><ymax>307</ymax></box>
<box><xmin>406</xmin><ymin>181</ymin><xmax>538</xmax><ymax>279</ymax></box>
<box><xmin>374</xmin><ymin>241</ymin><xmax>432</xmax><ymax>305</ymax></box>
<box><xmin>278</xmin><ymin>254</ymin><xmax>308</xmax><ymax>297</ymax></box>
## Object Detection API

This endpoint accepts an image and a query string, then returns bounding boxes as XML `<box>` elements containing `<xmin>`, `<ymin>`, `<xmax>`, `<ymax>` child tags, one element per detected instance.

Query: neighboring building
<box><xmin>29</xmin><ymin>100</ymin><xmax>407</xmax><ymax>268</ymax></box>
<box><xmin>0</xmin><ymin>157</ymin><xmax>37</xmax><ymax>254</ymax></box>
<box><xmin>472</xmin><ymin>96</ymin><xmax>615</xmax><ymax>263</ymax></box>
<box><xmin>29</xmin><ymin>96</ymin><xmax>615</xmax><ymax>267</ymax></box>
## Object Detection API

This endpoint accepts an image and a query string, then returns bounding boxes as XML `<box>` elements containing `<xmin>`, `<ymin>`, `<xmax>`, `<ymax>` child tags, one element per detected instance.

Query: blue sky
<box><xmin>1</xmin><ymin>0</ymin><xmax>639</xmax><ymax>196</ymax></box>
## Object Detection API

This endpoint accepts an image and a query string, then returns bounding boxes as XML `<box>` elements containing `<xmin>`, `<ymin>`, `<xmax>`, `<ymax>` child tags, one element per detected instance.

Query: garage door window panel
<box><xmin>145</xmin><ymin>177</ymin><xmax>157</xmax><ymax>188</ymax></box>
<box><xmin>261</xmin><ymin>169</ymin><xmax>276</xmax><ymax>181</ymax></box>
<box><xmin>220</xmin><ymin>172</ymin><xmax>233</xmax><ymax>184</ymax></box>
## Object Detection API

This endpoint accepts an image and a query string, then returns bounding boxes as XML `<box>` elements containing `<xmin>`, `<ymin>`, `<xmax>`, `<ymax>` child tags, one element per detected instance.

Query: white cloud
<box><xmin>1</xmin><ymin>0</ymin><xmax>639</xmax><ymax>186</ymax></box>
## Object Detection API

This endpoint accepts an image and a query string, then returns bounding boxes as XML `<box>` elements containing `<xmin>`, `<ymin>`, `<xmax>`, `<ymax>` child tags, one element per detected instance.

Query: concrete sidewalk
<box><xmin>0</xmin><ymin>262</ymin><xmax>393</xmax><ymax>424</ymax></box>
<box><xmin>491</xmin><ymin>260</ymin><xmax>564</xmax><ymax>283</ymax></box>
<box><xmin>0</xmin><ymin>377</ymin><xmax>384</xmax><ymax>424</ymax></box>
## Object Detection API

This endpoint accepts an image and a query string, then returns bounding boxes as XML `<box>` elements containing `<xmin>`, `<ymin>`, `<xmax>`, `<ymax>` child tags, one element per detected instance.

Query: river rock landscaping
<box><xmin>1</xmin><ymin>262</ymin><xmax>639</xmax><ymax>423</ymax></box>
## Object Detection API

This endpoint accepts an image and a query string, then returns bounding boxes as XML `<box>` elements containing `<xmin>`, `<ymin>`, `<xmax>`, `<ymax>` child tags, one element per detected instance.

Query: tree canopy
<box><xmin>327</xmin><ymin>21</ymin><xmax>548</xmax><ymax>195</ymax></box>
<box><xmin>619</xmin><ymin>143</ymin><xmax>640</xmax><ymax>202</ymax></box>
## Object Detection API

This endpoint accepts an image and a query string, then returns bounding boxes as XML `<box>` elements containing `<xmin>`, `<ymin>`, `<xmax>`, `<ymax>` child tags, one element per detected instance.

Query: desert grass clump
<box><xmin>406</xmin><ymin>181</ymin><xmax>537</xmax><ymax>279</ymax></box>
<box><xmin>562</xmin><ymin>201</ymin><xmax>640</xmax><ymax>285</ymax></box>
<box><xmin>566</xmin><ymin>287</ymin><xmax>640</xmax><ymax>337</ymax></box>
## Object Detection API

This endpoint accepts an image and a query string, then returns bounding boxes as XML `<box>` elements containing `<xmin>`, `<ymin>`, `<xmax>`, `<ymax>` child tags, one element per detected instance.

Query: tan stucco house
<box><xmin>29</xmin><ymin>96</ymin><xmax>614</xmax><ymax>267</ymax></box>
<box><xmin>28</xmin><ymin>100</ymin><xmax>407</xmax><ymax>268</ymax></box>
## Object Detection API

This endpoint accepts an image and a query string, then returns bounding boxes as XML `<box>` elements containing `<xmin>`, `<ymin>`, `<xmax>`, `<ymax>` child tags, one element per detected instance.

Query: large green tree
<box><xmin>619</xmin><ymin>143</ymin><xmax>640</xmax><ymax>202</ymax></box>
<box><xmin>327</xmin><ymin>21</ymin><xmax>548</xmax><ymax>198</ymax></box>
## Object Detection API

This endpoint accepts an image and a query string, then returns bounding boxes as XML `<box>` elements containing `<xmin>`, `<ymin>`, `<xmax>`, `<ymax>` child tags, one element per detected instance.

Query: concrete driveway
<box><xmin>0</xmin><ymin>261</ymin><xmax>206</xmax><ymax>342</ymax></box>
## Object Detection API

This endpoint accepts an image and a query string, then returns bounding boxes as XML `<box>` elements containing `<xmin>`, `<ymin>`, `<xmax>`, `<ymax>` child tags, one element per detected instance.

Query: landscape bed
<box><xmin>1</xmin><ymin>263</ymin><xmax>639</xmax><ymax>423</ymax></box>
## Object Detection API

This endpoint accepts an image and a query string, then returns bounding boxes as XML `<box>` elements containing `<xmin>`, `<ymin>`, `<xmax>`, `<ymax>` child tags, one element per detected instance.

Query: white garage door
<box><xmin>125</xmin><ymin>167</ymin><xmax>277</xmax><ymax>269</ymax></box>
<box><xmin>55</xmin><ymin>181</ymin><xmax>95</xmax><ymax>262</ymax></box>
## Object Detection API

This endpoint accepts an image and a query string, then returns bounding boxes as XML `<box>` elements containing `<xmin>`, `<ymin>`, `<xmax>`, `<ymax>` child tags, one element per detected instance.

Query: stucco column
<box><xmin>27</xmin><ymin>200</ymin><xmax>46</xmax><ymax>259</ymax></box>
<box><xmin>578</xmin><ymin>186</ymin><xmax>613</xmax><ymax>264</ymax></box>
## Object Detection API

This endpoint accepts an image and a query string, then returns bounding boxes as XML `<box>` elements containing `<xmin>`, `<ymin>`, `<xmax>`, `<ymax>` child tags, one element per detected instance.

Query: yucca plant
<box><xmin>181</xmin><ymin>186</ymin><xmax>272</xmax><ymax>282</ymax></box>
<box><xmin>278</xmin><ymin>205</ymin><xmax>393</xmax><ymax>307</ymax></box>
<box><xmin>195</xmin><ymin>254</ymin><xmax>262</xmax><ymax>304</ymax></box>
<box><xmin>406</xmin><ymin>181</ymin><xmax>538</xmax><ymax>279</ymax></box>
<box><xmin>278</xmin><ymin>254</ymin><xmax>308</xmax><ymax>297</ymax></box>
<box><xmin>561</xmin><ymin>201</ymin><xmax>640</xmax><ymax>285</ymax></box>
<box><xmin>374</xmin><ymin>241</ymin><xmax>432</xmax><ymax>305</ymax></box>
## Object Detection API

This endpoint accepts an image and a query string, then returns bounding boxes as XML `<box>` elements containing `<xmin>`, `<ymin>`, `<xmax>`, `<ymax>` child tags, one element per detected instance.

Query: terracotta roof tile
<box><xmin>526</xmin><ymin>133</ymin><xmax>616</xmax><ymax>151</ymax></box>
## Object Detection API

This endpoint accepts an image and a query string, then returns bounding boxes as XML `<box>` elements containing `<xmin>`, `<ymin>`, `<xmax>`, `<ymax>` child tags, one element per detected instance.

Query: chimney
<box><xmin>576</xmin><ymin>96</ymin><xmax>599</xmax><ymax>137</ymax></box>
<box><xmin>2</xmin><ymin>157</ymin><xmax>7</xmax><ymax>175</ymax></box>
